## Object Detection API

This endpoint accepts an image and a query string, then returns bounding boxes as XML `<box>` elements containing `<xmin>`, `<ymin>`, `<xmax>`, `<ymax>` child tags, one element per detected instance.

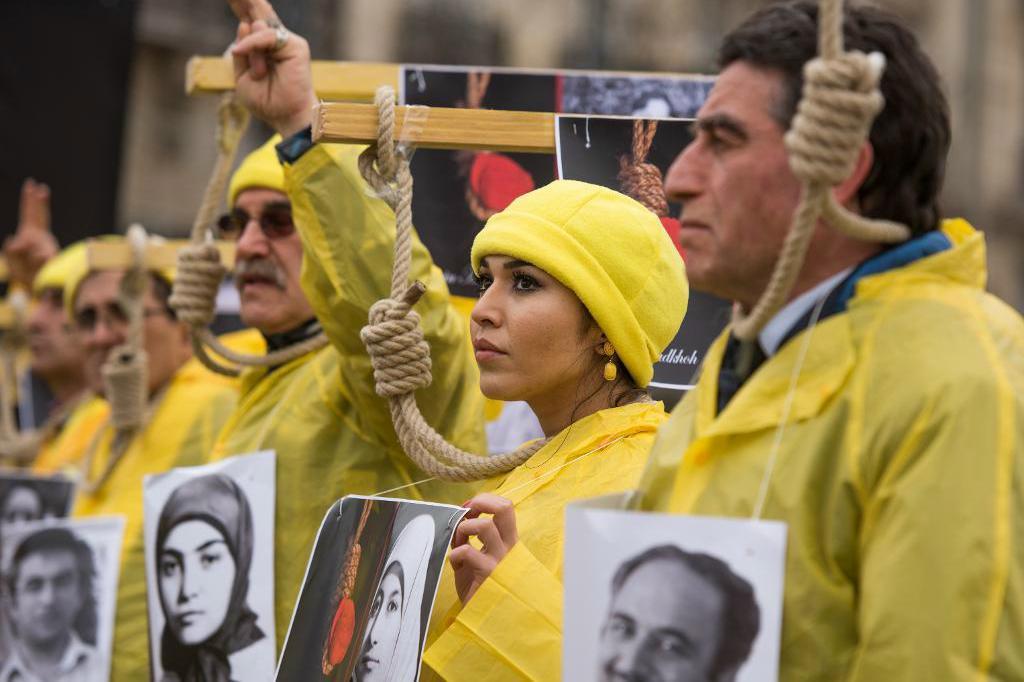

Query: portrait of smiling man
<box><xmin>1</xmin><ymin>526</ymin><xmax>102</xmax><ymax>682</ymax></box>
<box><xmin>599</xmin><ymin>545</ymin><xmax>759</xmax><ymax>682</ymax></box>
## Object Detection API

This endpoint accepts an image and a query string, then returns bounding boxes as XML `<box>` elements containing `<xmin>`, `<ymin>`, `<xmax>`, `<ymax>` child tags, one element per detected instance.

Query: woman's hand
<box><xmin>449</xmin><ymin>494</ymin><xmax>518</xmax><ymax>604</ymax></box>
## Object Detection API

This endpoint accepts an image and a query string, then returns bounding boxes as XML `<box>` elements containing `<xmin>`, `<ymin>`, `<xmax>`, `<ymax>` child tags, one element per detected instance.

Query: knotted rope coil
<box><xmin>618</xmin><ymin>119</ymin><xmax>669</xmax><ymax>217</ymax></box>
<box><xmin>358</xmin><ymin>87</ymin><xmax>547</xmax><ymax>482</ymax></box>
<box><xmin>731</xmin><ymin>0</ymin><xmax>911</xmax><ymax>341</ymax></box>
<box><xmin>0</xmin><ymin>291</ymin><xmax>44</xmax><ymax>466</ymax></box>
<box><xmin>169</xmin><ymin>94</ymin><xmax>328</xmax><ymax>377</ymax></box>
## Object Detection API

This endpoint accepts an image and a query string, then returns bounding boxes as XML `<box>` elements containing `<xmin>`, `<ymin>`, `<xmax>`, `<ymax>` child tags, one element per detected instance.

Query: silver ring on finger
<box><xmin>272</xmin><ymin>25</ymin><xmax>290</xmax><ymax>52</ymax></box>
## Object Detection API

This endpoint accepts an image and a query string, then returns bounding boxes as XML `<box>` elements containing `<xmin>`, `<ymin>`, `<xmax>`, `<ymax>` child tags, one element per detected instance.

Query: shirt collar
<box><xmin>1</xmin><ymin>632</ymin><xmax>96</xmax><ymax>682</ymax></box>
<box><xmin>758</xmin><ymin>267</ymin><xmax>853</xmax><ymax>357</ymax></box>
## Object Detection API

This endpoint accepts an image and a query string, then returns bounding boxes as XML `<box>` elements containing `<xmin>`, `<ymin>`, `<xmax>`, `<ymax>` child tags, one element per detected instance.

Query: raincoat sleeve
<box><xmin>283</xmin><ymin>143</ymin><xmax>484</xmax><ymax>449</ymax></box>
<box><xmin>845</xmin><ymin>341</ymin><xmax>1022</xmax><ymax>680</ymax></box>
<box><xmin>425</xmin><ymin>542</ymin><xmax>563</xmax><ymax>680</ymax></box>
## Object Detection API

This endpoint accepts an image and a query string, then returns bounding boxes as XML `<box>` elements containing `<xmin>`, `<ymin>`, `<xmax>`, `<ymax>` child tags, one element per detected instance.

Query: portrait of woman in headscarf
<box><xmin>154</xmin><ymin>473</ymin><xmax>268</xmax><ymax>682</ymax></box>
<box><xmin>353</xmin><ymin>514</ymin><xmax>436</xmax><ymax>682</ymax></box>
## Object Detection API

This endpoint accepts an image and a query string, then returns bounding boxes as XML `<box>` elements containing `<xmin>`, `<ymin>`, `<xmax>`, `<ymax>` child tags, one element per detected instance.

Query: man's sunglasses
<box><xmin>215</xmin><ymin>202</ymin><xmax>295</xmax><ymax>240</ymax></box>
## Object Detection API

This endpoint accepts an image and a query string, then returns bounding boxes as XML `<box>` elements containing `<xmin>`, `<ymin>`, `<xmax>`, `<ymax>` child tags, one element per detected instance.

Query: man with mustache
<box><xmin>634</xmin><ymin>2</ymin><xmax>1024</xmax><ymax>680</ymax></box>
<box><xmin>211</xmin><ymin>13</ymin><xmax>485</xmax><ymax>648</ymax></box>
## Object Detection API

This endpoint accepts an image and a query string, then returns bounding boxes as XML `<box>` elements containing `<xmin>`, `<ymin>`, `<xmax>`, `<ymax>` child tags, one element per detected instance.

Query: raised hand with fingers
<box><xmin>449</xmin><ymin>493</ymin><xmax>519</xmax><ymax>604</ymax></box>
<box><xmin>4</xmin><ymin>178</ymin><xmax>59</xmax><ymax>290</ymax></box>
<box><xmin>230</xmin><ymin>17</ymin><xmax>317</xmax><ymax>137</ymax></box>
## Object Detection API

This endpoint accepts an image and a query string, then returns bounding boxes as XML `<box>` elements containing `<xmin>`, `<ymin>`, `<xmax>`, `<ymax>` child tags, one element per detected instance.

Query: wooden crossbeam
<box><xmin>186</xmin><ymin>57</ymin><xmax>713</xmax><ymax>102</ymax></box>
<box><xmin>313</xmin><ymin>102</ymin><xmax>556</xmax><ymax>153</ymax></box>
<box><xmin>186</xmin><ymin>57</ymin><xmax>399</xmax><ymax>101</ymax></box>
<box><xmin>86</xmin><ymin>241</ymin><xmax>237</xmax><ymax>271</ymax></box>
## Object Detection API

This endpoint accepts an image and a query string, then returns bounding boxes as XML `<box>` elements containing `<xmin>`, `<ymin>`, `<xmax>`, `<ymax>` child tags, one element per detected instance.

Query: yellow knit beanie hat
<box><xmin>227</xmin><ymin>134</ymin><xmax>284</xmax><ymax>207</ymax></box>
<box><xmin>471</xmin><ymin>179</ymin><xmax>688</xmax><ymax>388</ymax></box>
<box><xmin>33</xmin><ymin>241</ymin><xmax>88</xmax><ymax>296</ymax></box>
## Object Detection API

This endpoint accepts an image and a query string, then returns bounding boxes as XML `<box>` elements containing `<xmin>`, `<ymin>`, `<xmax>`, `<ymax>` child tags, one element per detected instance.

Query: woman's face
<box><xmin>1</xmin><ymin>486</ymin><xmax>44</xmax><ymax>536</ymax></box>
<box><xmin>471</xmin><ymin>255</ymin><xmax>602</xmax><ymax>403</ymax></box>
<box><xmin>355</xmin><ymin>568</ymin><xmax>404</xmax><ymax>682</ymax></box>
<box><xmin>158</xmin><ymin>519</ymin><xmax>237</xmax><ymax>646</ymax></box>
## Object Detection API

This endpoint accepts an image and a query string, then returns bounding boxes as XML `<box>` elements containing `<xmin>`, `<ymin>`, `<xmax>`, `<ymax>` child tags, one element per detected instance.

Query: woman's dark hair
<box><xmin>719</xmin><ymin>1</ymin><xmax>951</xmax><ymax>236</ymax></box>
<box><xmin>156</xmin><ymin>474</ymin><xmax>264</xmax><ymax>682</ymax></box>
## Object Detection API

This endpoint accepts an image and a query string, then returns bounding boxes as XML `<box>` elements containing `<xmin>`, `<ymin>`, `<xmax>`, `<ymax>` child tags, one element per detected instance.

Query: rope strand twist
<box><xmin>358</xmin><ymin>86</ymin><xmax>548</xmax><ymax>481</ymax></box>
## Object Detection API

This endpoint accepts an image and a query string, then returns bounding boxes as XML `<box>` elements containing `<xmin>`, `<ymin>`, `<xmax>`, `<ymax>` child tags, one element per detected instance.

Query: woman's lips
<box><xmin>473</xmin><ymin>338</ymin><xmax>506</xmax><ymax>362</ymax></box>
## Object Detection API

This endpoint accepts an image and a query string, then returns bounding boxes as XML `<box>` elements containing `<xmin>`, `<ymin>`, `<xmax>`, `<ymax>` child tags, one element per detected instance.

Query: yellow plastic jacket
<box><xmin>423</xmin><ymin>400</ymin><xmax>667</xmax><ymax>680</ymax></box>
<box><xmin>634</xmin><ymin>220</ymin><xmax>1024</xmax><ymax>681</ymax></box>
<box><xmin>211</xmin><ymin>143</ymin><xmax>486</xmax><ymax>649</ymax></box>
<box><xmin>72</xmin><ymin>360</ymin><xmax>237</xmax><ymax>682</ymax></box>
<box><xmin>32</xmin><ymin>395</ymin><xmax>108</xmax><ymax>474</ymax></box>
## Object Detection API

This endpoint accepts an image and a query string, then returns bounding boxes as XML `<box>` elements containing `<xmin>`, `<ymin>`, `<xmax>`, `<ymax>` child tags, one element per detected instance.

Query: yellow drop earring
<box><xmin>602</xmin><ymin>341</ymin><xmax>617</xmax><ymax>382</ymax></box>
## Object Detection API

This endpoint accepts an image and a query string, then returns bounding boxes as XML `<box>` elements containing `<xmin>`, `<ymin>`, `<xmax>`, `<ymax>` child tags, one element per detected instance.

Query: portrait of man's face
<box><xmin>157</xmin><ymin>518</ymin><xmax>238</xmax><ymax>646</ymax></box>
<box><xmin>600</xmin><ymin>557</ymin><xmax>726</xmax><ymax>682</ymax></box>
<box><xmin>10</xmin><ymin>547</ymin><xmax>84</xmax><ymax>647</ymax></box>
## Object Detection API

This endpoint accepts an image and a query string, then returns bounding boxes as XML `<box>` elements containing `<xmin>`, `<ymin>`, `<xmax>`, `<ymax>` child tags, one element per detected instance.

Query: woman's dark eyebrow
<box><xmin>194</xmin><ymin>539</ymin><xmax>228</xmax><ymax>552</ymax></box>
<box><xmin>159</xmin><ymin>549</ymin><xmax>183</xmax><ymax>561</ymax></box>
<box><xmin>502</xmin><ymin>259</ymin><xmax>534</xmax><ymax>270</ymax></box>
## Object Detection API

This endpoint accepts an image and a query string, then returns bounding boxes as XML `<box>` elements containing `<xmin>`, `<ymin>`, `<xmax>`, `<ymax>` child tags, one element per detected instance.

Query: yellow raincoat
<box><xmin>423</xmin><ymin>400</ymin><xmax>667</xmax><ymax>680</ymax></box>
<box><xmin>211</xmin><ymin>142</ymin><xmax>485</xmax><ymax>647</ymax></box>
<box><xmin>31</xmin><ymin>395</ymin><xmax>108</xmax><ymax>474</ymax></box>
<box><xmin>73</xmin><ymin>359</ymin><xmax>237</xmax><ymax>682</ymax></box>
<box><xmin>635</xmin><ymin>220</ymin><xmax>1024</xmax><ymax>680</ymax></box>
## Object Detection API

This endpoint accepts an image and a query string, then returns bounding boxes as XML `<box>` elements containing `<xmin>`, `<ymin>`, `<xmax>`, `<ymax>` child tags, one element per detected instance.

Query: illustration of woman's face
<box><xmin>355</xmin><ymin>565</ymin><xmax>404</xmax><ymax>682</ymax></box>
<box><xmin>158</xmin><ymin>519</ymin><xmax>237</xmax><ymax>646</ymax></box>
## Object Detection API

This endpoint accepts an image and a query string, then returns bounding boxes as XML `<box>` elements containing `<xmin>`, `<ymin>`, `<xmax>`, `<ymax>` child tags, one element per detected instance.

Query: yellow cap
<box><xmin>63</xmin><ymin>235</ymin><xmax>175</xmax><ymax>317</ymax></box>
<box><xmin>33</xmin><ymin>241</ymin><xmax>89</xmax><ymax>296</ymax></box>
<box><xmin>471</xmin><ymin>180</ymin><xmax>688</xmax><ymax>388</ymax></box>
<box><xmin>227</xmin><ymin>134</ymin><xmax>284</xmax><ymax>207</ymax></box>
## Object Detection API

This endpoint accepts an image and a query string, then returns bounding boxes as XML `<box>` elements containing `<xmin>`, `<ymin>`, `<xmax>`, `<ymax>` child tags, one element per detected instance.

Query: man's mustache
<box><xmin>234</xmin><ymin>258</ymin><xmax>287</xmax><ymax>290</ymax></box>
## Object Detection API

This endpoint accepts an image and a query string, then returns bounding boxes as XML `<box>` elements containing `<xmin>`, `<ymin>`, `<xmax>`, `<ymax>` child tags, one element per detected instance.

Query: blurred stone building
<box><xmin>119</xmin><ymin>0</ymin><xmax>1024</xmax><ymax>308</ymax></box>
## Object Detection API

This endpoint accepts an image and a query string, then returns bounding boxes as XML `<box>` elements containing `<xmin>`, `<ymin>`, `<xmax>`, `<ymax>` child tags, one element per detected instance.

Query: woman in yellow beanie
<box><xmin>421</xmin><ymin>179</ymin><xmax>688</xmax><ymax>680</ymax></box>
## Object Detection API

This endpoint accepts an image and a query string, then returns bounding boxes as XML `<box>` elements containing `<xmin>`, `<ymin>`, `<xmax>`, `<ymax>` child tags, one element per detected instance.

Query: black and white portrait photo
<box><xmin>564</xmin><ymin>498</ymin><xmax>786</xmax><ymax>682</ymax></box>
<box><xmin>0</xmin><ymin>472</ymin><xmax>75</xmax><ymax>540</ymax></box>
<box><xmin>0</xmin><ymin>516</ymin><xmax>124</xmax><ymax>682</ymax></box>
<box><xmin>277</xmin><ymin>496</ymin><xmax>468</xmax><ymax>681</ymax></box>
<box><xmin>555</xmin><ymin>114</ymin><xmax>731</xmax><ymax>407</ymax></box>
<box><xmin>143</xmin><ymin>450</ymin><xmax>276</xmax><ymax>682</ymax></box>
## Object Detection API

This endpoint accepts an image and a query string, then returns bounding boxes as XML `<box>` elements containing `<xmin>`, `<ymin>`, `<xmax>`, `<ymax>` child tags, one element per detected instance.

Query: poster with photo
<box><xmin>0</xmin><ymin>470</ymin><xmax>76</xmax><ymax>540</ymax></box>
<box><xmin>278</xmin><ymin>496</ymin><xmax>469</xmax><ymax>681</ymax></box>
<box><xmin>399</xmin><ymin>65</ymin><xmax>713</xmax><ymax>300</ymax></box>
<box><xmin>555</xmin><ymin>114</ymin><xmax>732</xmax><ymax>404</ymax></box>
<box><xmin>0</xmin><ymin>515</ymin><xmax>125</xmax><ymax>682</ymax></box>
<box><xmin>564</xmin><ymin>495</ymin><xmax>786</xmax><ymax>682</ymax></box>
<box><xmin>143</xmin><ymin>450</ymin><xmax>276</xmax><ymax>682</ymax></box>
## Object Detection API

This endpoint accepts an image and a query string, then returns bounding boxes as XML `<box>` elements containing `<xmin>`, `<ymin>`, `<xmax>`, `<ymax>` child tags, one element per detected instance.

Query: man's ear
<box><xmin>832</xmin><ymin>140</ymin><xmax>874</xmax><ymax>208</ymax></box>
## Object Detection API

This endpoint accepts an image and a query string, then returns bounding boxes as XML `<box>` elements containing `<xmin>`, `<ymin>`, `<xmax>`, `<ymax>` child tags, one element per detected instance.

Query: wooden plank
<box><xmin>0</xmin><ymin>258</ymin><xmax>7</xmax><ymax>282</ymax></box>
<box><xmin>186</xmin><ymin>57</ymin><xmax>399</xmax><ymax>102</ymax></box>
<box><xmin>186</xmin><ymin>57</ymin><xmax>713</xmax><ymax>102</ymax></box>
<box><xmin>87</xmin><ymin>241</ymin><xmax>237</xmax><ymax>271</ymax></box>
<box><xmin>0</xmin><ymin>303</ymin><xmax>13</xmax><ymax>329</ymax></box>
<box><xmin>313</xmin><ymin>102</ymin><xmax>556</xmax><ymax>154</ymax></box>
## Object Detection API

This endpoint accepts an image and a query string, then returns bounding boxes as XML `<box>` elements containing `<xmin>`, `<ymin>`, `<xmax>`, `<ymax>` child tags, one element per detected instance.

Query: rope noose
<box><xmin>322</xmin><ymin>500</ymin><xmax>374</xmax><ymax>674</ymax></box>
<box><xmin>79</xmin><ymin>225</ymin><xmax>152</xmax><ymax>494</ymax></box>
<box><xmin>730</xmin><ymin>0</ymin><xmax>911</xmax><ymax>341</ymax></box>
<box><xmin>618</xmin><ymin>119</ymin><xmax>669</xmax><ymax>217</ymax></box>
<box><xmin>0</xmin><ymin>292</ymin><xmax>44</xmax><ymax>466</ymax></box>
<box><xmin>358</xmin><ymin>87</ymin><xmax>547</xmax><ymax>482</ymax></box>
<box><xmin>169</xmin><ymin>94</ymin><xmax>329</xmax><ymax>377</ymax></box>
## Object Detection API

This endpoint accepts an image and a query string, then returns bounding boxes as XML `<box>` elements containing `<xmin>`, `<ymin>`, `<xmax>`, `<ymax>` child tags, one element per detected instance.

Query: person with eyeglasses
<box><xmin>56</xmin><ymin>241</ymin><xmax>238</xmax><ymax>682</ymax></box>
<box><xmin>206</xmin><ymin>12</ymin><xmax>487</xmax><ymax>656</ymax></box>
